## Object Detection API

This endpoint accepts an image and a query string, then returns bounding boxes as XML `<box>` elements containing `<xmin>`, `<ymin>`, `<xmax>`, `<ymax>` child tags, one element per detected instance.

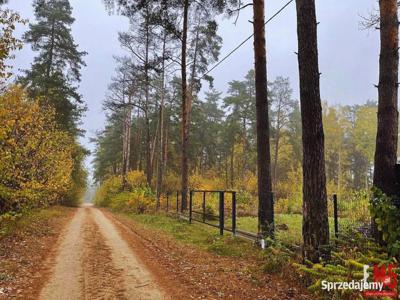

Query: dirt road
<box><xmin>39</xmin><ymin>205</ymin><xmax>166</xmax><ymax>300</ymax></box>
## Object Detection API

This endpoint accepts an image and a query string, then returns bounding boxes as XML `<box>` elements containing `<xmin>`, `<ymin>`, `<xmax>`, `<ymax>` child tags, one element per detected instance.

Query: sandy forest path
<box><xmin>39</xmin><ymin>205</ymin><xmax>166</xmax><ymax>300</ymax></box>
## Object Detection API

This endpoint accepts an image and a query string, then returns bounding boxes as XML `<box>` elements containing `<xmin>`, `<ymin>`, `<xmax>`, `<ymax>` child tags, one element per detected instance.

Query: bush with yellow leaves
<box><xmin>0</xmin><ymin>86</ymin><xmax>81</xmax><ymax>213</ymax></box>
<box><xmin>94</xmin><ymin>171</ymin><xmax>154</xmax><ymax>214</ymax></box>
<box><xmin>93</xmin><ymin>175</ymin><xmax>121</xmax><ymax>207</ymax></box>
<box><xmin>108</xmin><ymin>189</ymin><xmax>155</xmax><ymax>214</ymax></box>
<box><xmin>126</xmin><ymin>170</ymin><xmax>147</xmax><ymax>189</ymax></box>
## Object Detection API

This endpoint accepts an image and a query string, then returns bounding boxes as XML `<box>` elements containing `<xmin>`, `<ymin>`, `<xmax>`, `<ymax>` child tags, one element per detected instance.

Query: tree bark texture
<box><xmin>181</xmin><ymin>0</ymin><xmax>189</xmax><ymax>211</ymax></box>
<box><xmin>372</xmin><ymin>0</ymin><xmax>399</xmax><ymax>242</ymax></box>
<box><xmin>373</xmin><ymin>0</ymin><xmax>399</xmax><ymax>197</ymax></box>
<box><xmin>295</xmin><ymin>0</ymin><xmax>330</xmax><ymax>262</ymax></box>
<box><xmin>253</xmin><ymin>0</ymin><xmax>274</xmax><ymax>237</ymax></box>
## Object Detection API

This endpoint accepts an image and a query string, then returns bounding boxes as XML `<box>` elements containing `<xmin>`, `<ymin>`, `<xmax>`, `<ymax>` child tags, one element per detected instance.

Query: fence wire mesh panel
<box><xmin>158</xmin><ymin>189</ymin><xmax>372</xmax><ymax>247</ymax></box>
<box><xmin>327</xmin><ymin>192</ymin><xmax>371</xmax><ymax>238</ymax></box>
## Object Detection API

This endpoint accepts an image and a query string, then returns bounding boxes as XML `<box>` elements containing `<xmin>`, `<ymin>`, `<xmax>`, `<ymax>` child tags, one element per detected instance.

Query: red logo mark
<box><xmin>373</xmin><ymin>263</ymin><xmax>397</xmax><ymax>290</ymax></box>
<box><xmin>364</xmin><ymin>263</ymin><xmax>398</xmax><ymax>298</ymax></box>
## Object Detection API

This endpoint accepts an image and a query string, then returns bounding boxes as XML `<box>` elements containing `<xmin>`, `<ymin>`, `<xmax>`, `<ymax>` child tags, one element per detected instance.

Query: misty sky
<box><xmin>7</xmin><ymin>0</ymin><xmax>380</xmax><ymax>179</ymax></box>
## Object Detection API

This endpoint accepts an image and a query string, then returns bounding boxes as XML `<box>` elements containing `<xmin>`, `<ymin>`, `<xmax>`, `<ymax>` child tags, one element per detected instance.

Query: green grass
<box><xmin>120</xmin><ymin>209</ymin><xmax>366</xmax><ymax>256</ymax></box>
<box><xmin>233</xmin><ymin>214</ymin><xmax>303</xmax><ymax>244</ymax></box>
<box><xmin>234</xmin><ymin>214</ymin><xmax>364</xmax><ymax>245</ymax></box>
<box><xmin>121</xmin><ymin>212</ymin><xmax>259</xmax><ymax>258</ymax></box>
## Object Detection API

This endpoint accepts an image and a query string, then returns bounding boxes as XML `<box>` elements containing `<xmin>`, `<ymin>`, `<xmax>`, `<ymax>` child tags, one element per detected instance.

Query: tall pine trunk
<box><xmin>373</xmin><ymin>0</ymin><xmax>399</xmax><ymax>197</ymax></box>
<box><xmin>272</xmin><ymin>131</ymin><xmax>280</xmax><ymax>187</ymax></box>
<box><xmin>253</xmin><ymin>0</ymin><xmax>274</xmax><ymax>237</ymax></box>
<box><xmin>372</xmin><ymin>0</ymin><xmax>399</xmax><ymax>241</ymax></box>
<box><xmin>156</xmin><ymin>33</ymin><xmax>167</xmax><ymax>208</ymax></box>
<box><xmin>44</xmin><ymin>20</ymin><xmax>55</xmax><ymax>97</ymax></box>
<box><xmin>122</xmin><ymin>96</ymin><xmax>132</xmax><ymax>190</ymax></box>
<box><xmin>133</xmin><ymin>108</ymin><xmax>141</xmax><ymax>171</ymax></box>
<box><xmin>181</xmin><ymin>0</ymin><xmax>189</xmax><ymax>211</ymax></box>
<box><xmin>272</xmin><ymin>103</ymin><xmax>282</xmax><ymax>187</ymax></box>
<box><xmin>295</xmin><ymin>0</ymin><xmax>329</xmax><ymax>262</ymax></box>
<box><xmin>241</xmin><ymin>117</ymin><xmax>247</xmax><ymax>178</ymax></box>
<box><xmin>163</xmin><ymin>114</ymin><xmax>169</xmax><ymax>174</ymax></box>
<box><xmin>230</xmin><ymin>144</ymin><xmax>234</xmax><ymax>188</ymax></box>
<box><xmin>144</xmin><ymin>13</ymin><xmax>152</xmax><ymax>187</ymax></box>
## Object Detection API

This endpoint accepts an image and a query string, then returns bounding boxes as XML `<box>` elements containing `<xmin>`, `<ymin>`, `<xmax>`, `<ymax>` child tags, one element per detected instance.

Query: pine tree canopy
<box><xmin>20</xmin><ymin>0</ymin><xmax>87</xmax><ymax>136</ymax></box>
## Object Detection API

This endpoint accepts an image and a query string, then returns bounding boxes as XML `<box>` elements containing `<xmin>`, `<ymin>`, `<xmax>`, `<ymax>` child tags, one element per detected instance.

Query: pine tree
<box><xmin>223</xmin><ymin>71</ymin><xmax>256</xmax><ymax>180</ymax></box>
<box><xmin>295</xmin><ymin>0</ymin><xmax>330</xmax><ymax>262</ymax></box>
<box><xmin>252</xmin><ymin>0</ymin><xmax>274</xmax><ymax>237</ymax></box>
<box><xmin>372</xmin><ymin>0</ymin><xmax>399</xmax><ymax>242</ymax></box>
<box><xmin>373</xmin><ymin>1</ymin><xmax>399</xmax><ymax>199</ymax></box>
<box><xmin>269</xmin><ymin>77</ymin><xmax>296</xmax><ymax>186</ymax></box>
<box><xmin>21</xmin><ymin>0</ymin><xmax>87</xmax><ymax>136</ymax></box>
<box><xmin>92</xmin><ymin>113</ymin><xmax>124</xmax><ymax>183</ymax></box>
<box><xmin>104</xmin><ymin>0</ymin><xmax>227</xmax><ymax>210</ymax></box>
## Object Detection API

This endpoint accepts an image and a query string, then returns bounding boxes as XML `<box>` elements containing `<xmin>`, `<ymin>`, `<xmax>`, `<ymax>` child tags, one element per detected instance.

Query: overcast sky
<box><xmin>7</xmin><ymin>0</ymin><xmax>380</xmax><ymax>179</ymax></box>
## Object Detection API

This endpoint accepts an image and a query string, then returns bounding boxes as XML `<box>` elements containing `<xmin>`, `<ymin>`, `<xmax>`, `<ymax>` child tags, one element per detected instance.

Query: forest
<box><xmin>1</xmin><ymin>0</ymin><xmax>400</xmax><ymax>299</ymax></box>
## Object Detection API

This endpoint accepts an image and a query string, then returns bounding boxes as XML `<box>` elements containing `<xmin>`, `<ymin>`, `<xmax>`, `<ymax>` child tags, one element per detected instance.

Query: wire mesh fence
<box><xmin>158</xmin><ymin>189</ymin><xmax>372</xmax><ymax>246</ymax></box>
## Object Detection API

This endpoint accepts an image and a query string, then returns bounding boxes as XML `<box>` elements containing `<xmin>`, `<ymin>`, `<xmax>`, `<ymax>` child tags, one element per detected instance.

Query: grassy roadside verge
<box><xmin>118</xmin><ymin>212</ymin><xmax>260</xmax><ymax>258</ymax></box>
<box><xmin>112</xmin><ymin>210</ymin><xmax>304</xmax><ymax>282</ymax></box>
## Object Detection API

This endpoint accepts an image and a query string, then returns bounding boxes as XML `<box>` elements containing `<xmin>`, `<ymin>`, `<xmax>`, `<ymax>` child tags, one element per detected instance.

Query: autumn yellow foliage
<box><xmin>0</xmin><ymin>86</ymin><xmax>79</xmax><ymax>212</ymax></box>
<box><xmin>94</xmin><ymin>171</ymin><xmax>154</xmax><ymax>213</ymax></box>
<box><xmin>126</xmin><ymin>170</ymin><xmax>147</xmax><ymax>188</ymax></box>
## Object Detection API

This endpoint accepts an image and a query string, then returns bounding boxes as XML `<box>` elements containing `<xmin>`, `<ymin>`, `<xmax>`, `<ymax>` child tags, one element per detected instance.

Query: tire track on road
<box><xmin>39</xmin><ymin>206</ymin><xmax>166</xmax><ymax>300</ymax></box>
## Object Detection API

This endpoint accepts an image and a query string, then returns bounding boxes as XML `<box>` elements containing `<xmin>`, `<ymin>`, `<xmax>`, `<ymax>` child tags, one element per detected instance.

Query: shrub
<box><xmin>340</xmin><ymin>190</ymin><xmax>370</xmax><ymax>223</ymax></box>
<box><xmin>189</xmin><ymin>173</ymin><xmax>225</xmax><ymax>191</ymax></box>
<box><xmin>274</xmin><ymin>167</ymin><xmax>302</xmax><ymax>214</ymax></box>
<box><xmin>236</xmin><ymin>191</ymin><xmax>256</xmax><ymax>216</ymax></box>
<box><xmin>163</xmin><ymin>173</ymin><xmax>180</xmax><ymax>194</ymax></box>
<box><xmin>126</xmin><ymin>170</ymin><xmax>147</xmax><ymax>189</ymax></box>
<box><xmin>108</xmin><ymin>189</ymin><xmax>155</xmax><ymax>214</ymax></box>
<box><xmin>370</xmin><ymin>188</ymin><xmax>400</xmax><ymax>257</ymax></box>
<box><xmin>275</xmin><ymin>197</ymin><xmax>302</xmax><ymax>215</ymax></box>
<box><xmin>294</xmin><ymin>229</ymin><xmax>399</xmax><ymax>299</ymax></box>
<box><xmin>94</xmin><ymin>173</ymin><xmax>155</xmax><ymax>214</ymax></box>
<box><xmin>63</xmin><ymin>144</ymin><xmax>88</xmax><ymax>207</ymax></box>
<box><xmin>0</xmin><ymin>86</ymin><xmax>84</xmax><ymax>213</ymax></box>
<box><xmin>93</xmin><ymin>176</ymin><xmax>121</xmax><ymax>207</ymax></box>
<box><xmin>204</xmin><ymin>203</ymin><xmax>216</xmax><ymax>219</ymax></box>
<box><xmin>236</xmin><ymin>171</ymin><xmax>258</xmax><ymax>196</ymax></box>
<box><xmin>262</xmin><ymin>243</ymin><xmax>293</xmax><ymax>274</ymax></box>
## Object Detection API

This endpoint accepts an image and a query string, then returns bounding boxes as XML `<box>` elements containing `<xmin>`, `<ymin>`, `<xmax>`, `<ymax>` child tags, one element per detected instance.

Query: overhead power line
<box><xmin>199</xmin><ymin>0</ymin><xmax>295</xmax><ymax>80</ymax></box>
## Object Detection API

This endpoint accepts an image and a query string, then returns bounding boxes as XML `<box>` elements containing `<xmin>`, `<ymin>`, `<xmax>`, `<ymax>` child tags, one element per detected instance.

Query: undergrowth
<box><xmin>0</xmin><ymin>206</ymin><xmax>68</xmax><ymax>240</ymax></box>
<box><xmin>294</xmin><ymin>228</ymin><xmax>399</xmax><ymax>299</ymax></box>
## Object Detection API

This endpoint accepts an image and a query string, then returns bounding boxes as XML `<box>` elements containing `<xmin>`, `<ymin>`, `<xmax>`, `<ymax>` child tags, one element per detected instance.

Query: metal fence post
<box><xmin>219</xmin><ymin>191</ymin><xmax>224</xmax><ymax>235</ymax></box>
<box><xmin>189</xmin><ymin>190</ymin><xmax>193</xmax><ymax>223</ymax></box>
<box><xmin>333</xmin><ymin>194</ymin><xmax>339</xmax><ymax>238</ymax></box>
<box><xmin>232</xmin><ymin>192</ymin><xmax>236</xmax><ymax>235</ymax></box>
<box><xmin>202</xmin><ymin>191</ymin><xmax>206</xmax><ymax>223</ymax></box>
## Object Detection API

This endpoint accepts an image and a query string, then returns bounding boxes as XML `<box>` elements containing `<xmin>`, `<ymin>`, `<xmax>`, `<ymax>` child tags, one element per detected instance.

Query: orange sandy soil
<box><xmin>0</xmin><ymin>206</ymin><xmax>311</xmax><ymax>300</ymax></box>
<box><xmin>104</xmin><ymin>210</ymin><xmax>311</xmax><ymax>300</ymax></box>
<box><xmin>0</xmin><ymin>206</ymin><xmax>76</xmax><ymax>299</ymax></box>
